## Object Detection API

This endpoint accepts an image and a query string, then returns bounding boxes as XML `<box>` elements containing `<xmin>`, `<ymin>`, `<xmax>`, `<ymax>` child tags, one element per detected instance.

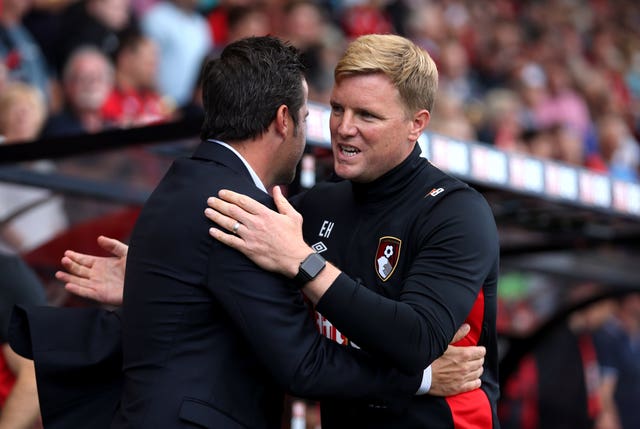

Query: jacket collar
<box><xmin>191</xmin><ymin>140</ymin><xmax>252</xmax><ymax>179</ymax></box>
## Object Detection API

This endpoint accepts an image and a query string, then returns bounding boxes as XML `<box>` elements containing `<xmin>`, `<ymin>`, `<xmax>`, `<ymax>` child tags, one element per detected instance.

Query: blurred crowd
<box><xmin>2</xmin><ymin>1</ymin><xmax>640</xmax><ymax>428</ymax></box>
<box><xmin>0</xmin><ymin>0</ymin><xmax>639</xmax><ymax>181</ymax></box>
<box><xmin>498</xmin><ymin>277</ymin><xmax>640</xmax><ymax>429</ymax></box>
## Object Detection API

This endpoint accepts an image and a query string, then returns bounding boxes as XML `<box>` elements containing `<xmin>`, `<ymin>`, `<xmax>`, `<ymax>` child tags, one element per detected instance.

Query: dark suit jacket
<box><xmin>12</xmin><ymin>142</ymin><xmax>420</xmax><ymax>429</ymax></box>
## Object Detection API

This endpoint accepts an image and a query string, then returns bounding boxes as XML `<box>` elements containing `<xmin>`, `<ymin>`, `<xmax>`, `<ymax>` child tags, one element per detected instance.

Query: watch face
<box><xmin>302</xmin><ymin>253</ymin><xmax>326</xmax><ymax>277</ymax></box>
<box><xmin>294</xmin><ymin>253</ymin><xmax>327</xmax><ymax>286</ymax></box>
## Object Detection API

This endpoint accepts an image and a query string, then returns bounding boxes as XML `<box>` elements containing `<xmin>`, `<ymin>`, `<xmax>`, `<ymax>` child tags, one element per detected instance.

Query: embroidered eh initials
<box><xmin>319</xmin><ymin>220</ymin><xmax>334</xmax><ymax>238</ymax></box>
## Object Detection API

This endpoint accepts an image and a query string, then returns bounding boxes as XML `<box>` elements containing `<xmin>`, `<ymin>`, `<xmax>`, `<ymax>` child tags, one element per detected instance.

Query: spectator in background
<box><xmin>206</xmin><ymin>0</ymin><xmax>257</xmax><ymax>48</ymax></box>
<box><xmin>225</xmin><ymin>4</ymin><xmax>270</xmax><ymax>43</ymax></box>
<box><xmin>101</xmin><ymin>30</ymin><xmax>174</xmax><ymax>127</ymax></box>
<box><xmin>206</xmin><ymin>3</ymin><xmax>271</xmax><ymax>58</ymax></box>
<box><xmin>0</xmin><ymin>0</ymin><xmax>54</xmax><ymax>108</ymax></box>
<box><xmin>533</xmin><ymin>62</ymin><xmax>591</xmax><ymax>145</ymax></box>
<box><xmin>55</xmin><ymin>0</ymin><xmax>138</xmax><ymax>74</ymax></box>
<box><xmin>141</xmin><ymin>0</ymin><xmax>212</xmax><ymax>108</ymax></box>
<box><xmin>500</xmin><ymin>283</ymin><xmax>619</xmax><ymax>429</ymax></box>
<box><xmin>475</xmin><ymin>17</ymin><xmax>523</xmax><ymax>91</ymax></box>
<box><xmin>624</xmin><ymin>50</ymin><xmax>640</xmax><ymax>135</ymax></box>
<box><xmin>0</xmin><ymin>63</ymin><xmax>7</xmax><ymax>88</ymax></box>
<box><xmin>280</xmin><ymin>0</ymin><xmax>326</xmax><ymax>52</ymax></box>
<box><xmin>279</xmin><ymin>0</ymin><xmax>343</xmax><ymax>105</ymax></box>
<box><xmin>0</xmin><ymin>81</ymin><xmax>47</xmax><ymax>144</ymax></box>
<box><xmin>586</xmin><ymin>25</ymin><xmax>632</xmax><ymax>117</ymax></box>
<box><xmin>0</xmin><ymin>254</ymin><xmax>46</xmax><ymax>429</ymax></box>
<box><xmin>21</xmin><ymin>0</ymin><xmax>77</xmax><ymax>71</ymax></box>
<box><xmin>405</xmin><ymin>2</ymin><xmax>446</xmax><ymax>61</ymax></box>
<box><xmin>437</xmin><ymin>38</ymin><xmax>482</xmax><ymax>105</ymax></box>
<box><xmin>428</xmin><ymin>92</ymin><xmax>477</xmax><ymax>142</ymax></box>
<box><xmin>594</xmin><ymin>292</ymin><xmax>640</xmax><ymax>429</ymax></box>
<box><xmin>479</xmin><ymin>88</ymin><xmax>526</xmax><ymax>151</ymax></box>
<box><xmin>519</xmin><ymin>126</ymin><xmax>556</xmax><ymax>161</ymax></box>
<box><xmin>339</xmin><ymin>0</ymin><xmax>393</xmax><ymax>40</ymax></box>
<box><xmin>43</xmin><ymin>47</ymin><xmax>115</xmax><ymax>137</ymax></box>
<box><xmin>0</xmin><ymin>82</ymin><xmax>68</xmax><ymax>255</ymax></box>
<box><xmin>595</xmin><ymin>113</ymin><xmax>640</xmax><ymax>182</ymax></box>
<box><xmin>548</xmin><ymin>122</ymin><xmax>586</xmax><ymax>167</ymax></box>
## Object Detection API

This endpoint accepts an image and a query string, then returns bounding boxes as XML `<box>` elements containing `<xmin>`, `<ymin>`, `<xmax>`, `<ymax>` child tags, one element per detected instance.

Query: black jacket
<box><xmin>294</xmin><ymin>146</ymin><xmax>501</xmax><ymax>428</ymax></box>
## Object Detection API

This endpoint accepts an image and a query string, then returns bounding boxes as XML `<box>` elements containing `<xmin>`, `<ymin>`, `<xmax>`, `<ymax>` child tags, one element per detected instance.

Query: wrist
<box><xmin>287</xmin><ymin>246</ymin><xmax>314</xmax><ymax>278</ymax></box>
<box><xmin>292</xmin><ymin>251</ymin><xmax>327</xmax><ymax>287</ymax></box>
<box><xmin>415</xmin><ymin>365</ymin><xmax>432</xmax><ymax>395</ymax></box>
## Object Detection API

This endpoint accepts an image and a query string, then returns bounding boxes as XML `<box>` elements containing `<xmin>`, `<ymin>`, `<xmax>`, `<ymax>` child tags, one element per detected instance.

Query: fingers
<box><xmin>451</xmin><ymin>323</ymin><xmax>470</xmax><ymax>344</ymax></box>
<box><xmin>55</xmin><ymin>270</ymin><xmax>81</xmax><ymax>285</ymax></box>
<box><xmin>207</xmin><ymin>191</ymin><xmax>271</xmax><ymax>234</ymax></box>
<box><xmin>467</xmin><ymin>345</ymin><xmax>486</xmax><ymax>360</ymax></box>
<box><xmin>217</xmin><ymin>189</ymin><xmax>265</xmax><ymax>215</ymax></box>
<box><xmin>204</xmin><ymin>207</ymin><xmax>241</xmax><ymax>236</ymax></box>
<box><xmin>62</xmin><ymin>249</ymin><xmax>96</xmax><ymax>269</ymax></box>
<box><xmin>97</xmin><ymin>236</ymin><xmax>128</xmax><ymax>257</ymax></box>
<box><xmin>207</xmin><ymin>196</ymin><xmax>253</xmax><ymax>229</ymax></box>
<box><xmin>458</xmin><ymin>378</ymin><xmax>483</xmax><ymax>393</ymax></box>
<box><xmin>208</xmin><ymin>226</ymin><xmax>246</xmax><ymax>250</ymax></box>
<box><xmin>60</xmin><ymin>254</ymin><xmax>92</xmax><ymax>278</ymax></box>
<box><xmin>458</xmin><ymin>365</ymin><xmax>484</xmax><ymax>388</ymax></box>
<box><xmin>208</xmin><ymin>190</ymin><xmax>288</xmax><ymax>234</ymax></box>
<box><xmin>462</xmin><ymin>357</ymin><xmax>484</xmax><ymax>374</ymax></box>
<box><xmin>451</xmin><ymin>354</ymin><xmax>484</xmax><ymax>386</ymax></box>
<box><xmin>56</xmin><ymin>268</ymin><xmax>97</xmax><ymax>299</ymax></box>
<box><xmin>207</xmin><ymin>198</ymin><xmax>268</xmax><ymax>247</ymax></box>
<box><xmin>449</xmin><ymin>344</ymin><xmax>486</xmax><ymax>363</ymax></box>
<box><xmin>55</xmin><ymin>268</ymin><xmax>93</xmax><ymax>287</ymax></box>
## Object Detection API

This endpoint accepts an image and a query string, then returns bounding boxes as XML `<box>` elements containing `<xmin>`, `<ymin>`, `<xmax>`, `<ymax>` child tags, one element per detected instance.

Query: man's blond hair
<box><xmin>335</xmin><ymin>34</ymin><xmax>438</xmax><ymax>115</ymax></box>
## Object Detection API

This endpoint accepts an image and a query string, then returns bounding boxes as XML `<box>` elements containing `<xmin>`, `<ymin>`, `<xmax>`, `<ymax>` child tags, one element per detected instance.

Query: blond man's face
<box><xmin>329</xmin><ymin>73</ymin><xmax>421</xmax><ymax>183</ymax></box>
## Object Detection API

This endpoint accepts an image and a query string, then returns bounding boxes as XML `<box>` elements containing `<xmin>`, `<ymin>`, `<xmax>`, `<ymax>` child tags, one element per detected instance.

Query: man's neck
<box><xmin>227</xmin><ymin>139</ymin><xmax>274</xmax><ymax>189</ymax></box>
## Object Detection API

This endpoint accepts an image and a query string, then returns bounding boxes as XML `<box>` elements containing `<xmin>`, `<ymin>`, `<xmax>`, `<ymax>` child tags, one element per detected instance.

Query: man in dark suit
<box><xmin>11</xmin><ymin>36</ymin><xmax>427</xmax><ymax>429</ymax></box>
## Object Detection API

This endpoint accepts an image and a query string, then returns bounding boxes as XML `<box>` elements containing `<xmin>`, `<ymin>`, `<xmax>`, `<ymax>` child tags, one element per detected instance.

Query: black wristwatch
<box><xmin>293</xmin><ymin>252</ymin><xmax>326</xmax><ymax>287</ymax></box>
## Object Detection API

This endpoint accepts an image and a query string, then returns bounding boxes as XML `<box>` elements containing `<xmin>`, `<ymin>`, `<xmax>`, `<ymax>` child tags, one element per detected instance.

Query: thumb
<box><xmin>98</xmin><ymin>235</ymin><xmax>128</xmax><ymax>257</ymax></box>
<box><xmin>451</xmin><ymin>323</ymin><xmax>470</xmax><ymax>344</ymax></box>
<box><xmin>272</xmin><ymin>186</ymin><xmax>296</xmax><ymax>216</ymax></box>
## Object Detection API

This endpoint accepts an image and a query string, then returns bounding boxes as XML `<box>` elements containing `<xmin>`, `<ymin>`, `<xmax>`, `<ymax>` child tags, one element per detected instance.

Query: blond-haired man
<box><xmin>207</xmin><ymin>34</ymin><xmax>500</xmax><ymax>428</ymax></box>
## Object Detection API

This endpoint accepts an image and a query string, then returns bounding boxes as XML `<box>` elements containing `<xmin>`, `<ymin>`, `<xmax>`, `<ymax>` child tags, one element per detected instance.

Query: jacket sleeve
<box><xmin>207</xmin><ymin>240</ymin><xmax>421</xmax><ymax>402</ymax></box>
<box><xmin>9</xmin><ymin>306</ymin><xmax>123</xmax><ymax>429</ymax></box>
<box><xmin>315</xmin><ymin>190</ymin><xmax>499</xmax><ymax>373</ymax></box>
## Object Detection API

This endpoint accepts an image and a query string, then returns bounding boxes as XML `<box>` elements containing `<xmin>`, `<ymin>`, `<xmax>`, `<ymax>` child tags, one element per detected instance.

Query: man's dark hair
<box><xmin>200</xmin><ymin>36</ymin><xmax>305</xmax><ymax>142</ymax></box>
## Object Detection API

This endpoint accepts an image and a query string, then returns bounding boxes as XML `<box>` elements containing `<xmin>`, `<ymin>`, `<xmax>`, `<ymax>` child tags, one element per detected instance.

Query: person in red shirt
<box><xmin>101</xmin><ymin>30</ymin><xmax>174</xmax><ymax>127</ymax></box>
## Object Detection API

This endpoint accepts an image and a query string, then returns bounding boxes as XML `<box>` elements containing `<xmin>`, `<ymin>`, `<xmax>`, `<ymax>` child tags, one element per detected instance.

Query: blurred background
<box><xmin>1</xmin><ymin>0</ymin><xmax>639</xmax><ymax>428</ymax></box>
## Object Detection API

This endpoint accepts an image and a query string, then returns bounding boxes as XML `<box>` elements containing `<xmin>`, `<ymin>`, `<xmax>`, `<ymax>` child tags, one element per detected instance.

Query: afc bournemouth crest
<box><xmin>375</xmin><ymin>236</ymin><xmax>401</xmax><ymax>281</ymax></box>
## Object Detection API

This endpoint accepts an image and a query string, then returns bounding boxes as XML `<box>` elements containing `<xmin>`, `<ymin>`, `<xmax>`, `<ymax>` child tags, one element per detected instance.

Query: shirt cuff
<box><xmin>415</xmin><ymin>365</ymin><xmax>432</xmax><ymax>395</ymax></box>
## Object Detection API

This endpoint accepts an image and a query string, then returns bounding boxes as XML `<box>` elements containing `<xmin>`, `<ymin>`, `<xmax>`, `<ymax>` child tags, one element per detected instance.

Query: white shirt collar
<box><xmin>208</xmin><ymin>139</ymin><xmax>268</xmax><ymax>194</ymax></box>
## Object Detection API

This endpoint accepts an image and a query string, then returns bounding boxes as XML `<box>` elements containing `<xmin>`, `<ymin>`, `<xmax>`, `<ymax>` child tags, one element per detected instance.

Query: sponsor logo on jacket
<box><xmin>315</xmin><ymin>311</ymin><xmax>360</xmax><ymax>349</ymax></box>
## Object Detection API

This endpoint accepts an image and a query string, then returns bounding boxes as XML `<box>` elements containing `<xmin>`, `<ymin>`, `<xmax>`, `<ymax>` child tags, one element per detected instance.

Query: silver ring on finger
<box><xmin>232</xmin><ymin>221</ymin><xmax>241</xmax><ymax>235</ymax></box>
